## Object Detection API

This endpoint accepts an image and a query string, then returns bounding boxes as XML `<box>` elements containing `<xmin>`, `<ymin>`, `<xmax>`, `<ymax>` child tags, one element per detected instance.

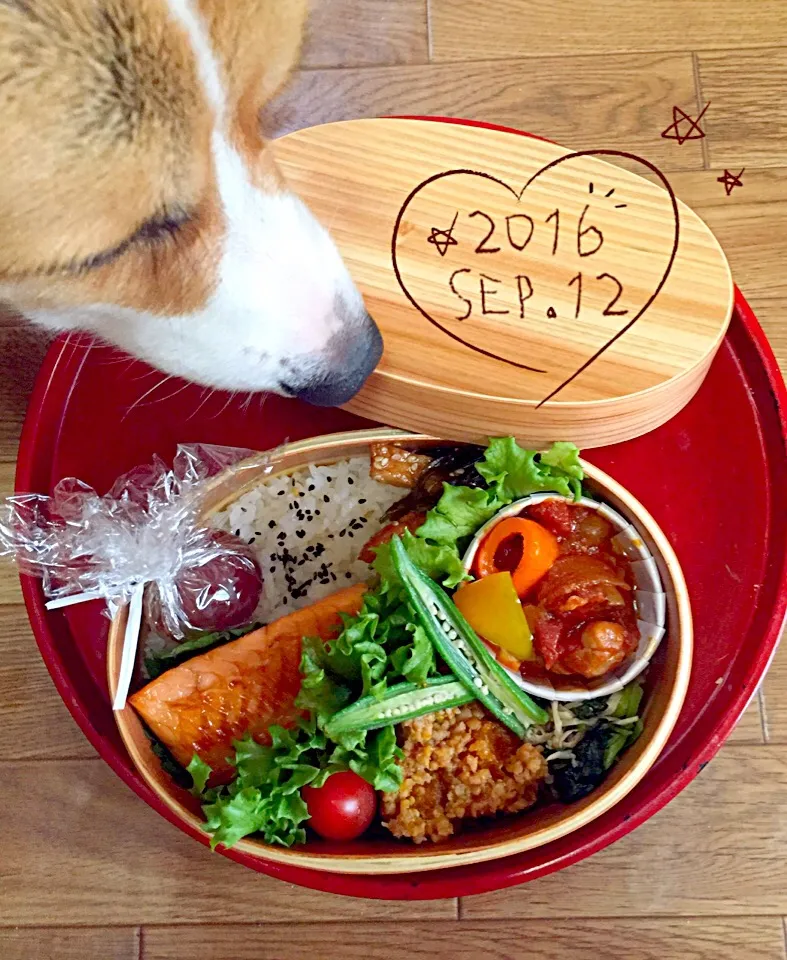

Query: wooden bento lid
<box><xmin>273</xmin><ymin>118</ymin><xmax>733</xmax><ymax>448</ymax></box>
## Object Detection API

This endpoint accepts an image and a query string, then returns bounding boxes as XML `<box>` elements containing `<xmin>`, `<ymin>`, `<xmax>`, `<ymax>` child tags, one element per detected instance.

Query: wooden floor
<box><xmin>2</xmin><ymin>2</ymin><xmax>787</xmax><ymax>958</ymax></box>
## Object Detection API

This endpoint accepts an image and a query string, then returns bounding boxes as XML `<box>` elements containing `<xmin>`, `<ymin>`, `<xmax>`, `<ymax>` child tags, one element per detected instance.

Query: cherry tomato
<box><xmin>303</xmin><ymin>771</ymin><xmax>377</xmax><ymax>841</ymax></box>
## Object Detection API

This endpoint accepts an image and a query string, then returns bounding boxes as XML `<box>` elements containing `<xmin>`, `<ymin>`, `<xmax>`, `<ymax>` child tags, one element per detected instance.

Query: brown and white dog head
<box><xmin>0</xmin><ymin>0</ymin><xmax>382</xmax><ymax>405</ymax></box>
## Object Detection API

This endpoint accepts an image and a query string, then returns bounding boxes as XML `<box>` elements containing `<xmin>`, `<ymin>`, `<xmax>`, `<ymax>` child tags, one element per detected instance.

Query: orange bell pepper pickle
<box><xmin>454</xmin><ymin>571</ymin><xmax>535</xmax><ymax>661</ymax></box>
<box><xmin>474</xmin><ymin>517</ymin><xmax>559</xmax><ymax>597</ymax></box>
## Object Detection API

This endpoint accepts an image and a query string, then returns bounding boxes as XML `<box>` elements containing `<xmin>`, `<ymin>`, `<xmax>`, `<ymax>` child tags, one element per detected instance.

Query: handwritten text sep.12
<box><xmin>434</xmin><ymin>206</ymin><xmax>628</xmax><ymax>323</ymax></box>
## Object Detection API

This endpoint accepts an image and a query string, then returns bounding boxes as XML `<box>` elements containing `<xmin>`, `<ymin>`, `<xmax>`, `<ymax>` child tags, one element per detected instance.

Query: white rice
<box><xmin>212</xmin><ymin>456</ymin><xmax>403</xmax><ymax>623</ymax></box>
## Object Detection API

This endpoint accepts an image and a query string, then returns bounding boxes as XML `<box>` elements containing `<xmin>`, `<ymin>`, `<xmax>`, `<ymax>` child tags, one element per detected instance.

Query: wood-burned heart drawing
<box><xmin>273</xmin><ymin>117</ymin><xmax>733</xmax><ymax>446</ymax></box>
<box><xmin>391</xmin><ymin>150</ymin><xmax>680</xmax><ymax>405</ymax></box>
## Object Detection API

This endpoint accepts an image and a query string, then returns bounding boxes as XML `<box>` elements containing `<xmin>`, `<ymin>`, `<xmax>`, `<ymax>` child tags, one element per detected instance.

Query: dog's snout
<box><xmin>289</xmin><ymin>311</ymin><xmax>383</xmax><ymax>407</ymax></box>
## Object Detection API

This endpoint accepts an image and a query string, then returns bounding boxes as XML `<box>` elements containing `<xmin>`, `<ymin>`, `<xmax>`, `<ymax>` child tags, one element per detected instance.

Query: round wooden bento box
<box><xmin>14</xmin><ymin>119</ymin><xmax>787</xmax><ymax>899</ymax></box>
<box><xmin>107</xmin><ymin>429</ymin><xmax>692</xmax><ymax>875</ymax></box>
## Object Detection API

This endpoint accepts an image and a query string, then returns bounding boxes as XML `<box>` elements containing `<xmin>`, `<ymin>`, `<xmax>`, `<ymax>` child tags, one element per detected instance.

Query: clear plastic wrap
<box><xmin>0</xmin><ymin>443</ymin><xmax>272</xmax><ymax>708</ymax></box>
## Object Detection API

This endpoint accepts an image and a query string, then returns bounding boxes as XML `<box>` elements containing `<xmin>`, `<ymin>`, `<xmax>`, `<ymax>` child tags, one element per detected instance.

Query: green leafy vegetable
<box><xmin>203</xmin><ymin>786</ymin><xmax>273</xmax><ymax>850</ymax></box>
<box><xmin>476</xmin><ymin>437</ymin><xmax>583</xmax><ymax>502</ymax></box>
<box><xmin>373</xmin><ymin>529</ymin><xmax>467</xmax><ymax>588</ymax></box>
<box><xmin>416</xmin><ymin>484</ymin><xmax>503</xmax><ymax>545</ymax></box>
<box><xmin>186</xmin><ymin>753</ymin><xmax>212</xmax><ymax>796</ymax></box>
<box><xmin>603</xmin><ymin>718</ymin><xmax>644</xmax><ymax>770</ymax></box>
<box><xmin>296</xmin><ymin>639</ymin><xmax>352</xmax><ymax>725</ymax></box>
<box><xmin>612</xmin><ymin>681</ymin><xmax>644</xmax><ymax>719</ymax></box>
<box><xmin>203</xmin><ymin>722</ymin><xmax>329</xmax><ymax>849</ymax></box>
<box><xmin>570</xmin><ymin>696</ymin><xmax>609</xmax><ymax>720</ymax></box>
<box><xmin>148</xmin><ymin>732</ymin><xmax>192</xmax><ymax>789</ymax></box>
<box><xmin>403</xmin><ymin>440</ymin><xmax>585</xmax><ymax>585</ymax></box>
<box><xmin>397</xmin><ymin>625</ymin><xmax>435</xmax><ymax>685</ymax></box>
<box><xmin>348</xmin><ymin>725</ymin><xmax>403</xmax><ymax>793</ymax></box>
<box><xmin>540</xmin><ymin>441</ymin><xmax>584</xmax><ymax>481</ymax></box>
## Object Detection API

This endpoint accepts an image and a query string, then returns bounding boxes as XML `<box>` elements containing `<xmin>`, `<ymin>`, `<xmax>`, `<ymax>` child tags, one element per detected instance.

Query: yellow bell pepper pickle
<box><xmin>454</xmin><ymin>572</ymin><xmax>535</xmax><ymax>661</ymax></box>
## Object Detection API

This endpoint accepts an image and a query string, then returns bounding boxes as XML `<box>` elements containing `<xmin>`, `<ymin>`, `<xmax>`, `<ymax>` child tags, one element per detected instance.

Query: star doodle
<box><xmin>661</xmin><ymin>102</ymin><xmax>710</xmax><ymax>145</ymax></box>
<box><xmin>426</xmin><ymin>211</ymin><xmax>459</xmax><ymax>257</ymax></box>
<box><xmin>717</xmin><ymin>168</ymin><xmax>745</xmax><ymax>196</ymax></box>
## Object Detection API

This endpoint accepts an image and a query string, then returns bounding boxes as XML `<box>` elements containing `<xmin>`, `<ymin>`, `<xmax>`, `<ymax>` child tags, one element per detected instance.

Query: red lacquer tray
<box><xmin>16</xmin><ymin>126</ymin><xmax>787</xmax><ymax>901</ymax></box>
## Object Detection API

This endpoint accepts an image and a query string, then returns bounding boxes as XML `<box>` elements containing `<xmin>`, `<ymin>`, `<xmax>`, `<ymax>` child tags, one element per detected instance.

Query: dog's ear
<box><xmin>254</xmin><ymin>0</ymin><xmax>310</xmax><ymax>103</ymax></box>
<box><xmin>198</xmin><ymin>0</ymin><xmax>309</xmax><ymax>108</ymax></box>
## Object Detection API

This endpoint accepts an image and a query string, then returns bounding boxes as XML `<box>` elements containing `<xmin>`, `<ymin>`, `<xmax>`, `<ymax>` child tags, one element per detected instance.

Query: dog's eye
<box><xmin>132</xmin><ymin>209</ymin><xmax>192</xmax><ymax>246</ymax></box>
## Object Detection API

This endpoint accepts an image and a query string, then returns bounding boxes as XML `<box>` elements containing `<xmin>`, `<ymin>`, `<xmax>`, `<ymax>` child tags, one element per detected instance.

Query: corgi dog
<box><xmin>0</xmin><ymin>0</ymin><xmax>382</xmax><ymax>406</ymax></box>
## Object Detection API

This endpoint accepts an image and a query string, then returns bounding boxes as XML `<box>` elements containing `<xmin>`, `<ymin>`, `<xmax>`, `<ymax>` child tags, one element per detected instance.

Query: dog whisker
<box><xmin>187</xmin><ymin>386</ymin><xmax>216</xmax><ymax>422</ymax></box>
<box><xmin>209</xmin><ymin>390</ymin><xmax>238</xmax><ymax>421</ymax></box>
<box><xmin>122</xmin><ymin>374</ymin><xmax>176</xmax><ymax>420</ymax></box>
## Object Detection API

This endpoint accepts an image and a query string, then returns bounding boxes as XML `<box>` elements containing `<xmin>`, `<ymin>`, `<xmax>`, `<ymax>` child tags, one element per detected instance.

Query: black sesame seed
<box><xmin>358</xmin><ymin>499</ymin><xmax>367</xmax><ymax>505</ymax></box>
<box><xmin>278</xmin><ymin>490</ymin><xmax>285</xmax><ymax>496</ymax></box>
<box><xmin>270</xmin><ymin>566</ymin><xmax>276</xmax><ymax>573</ymax></box>
<box><xmin>283</xmin><ymin>597</ymin><xmax>288</xmax><ymax>604</ymax></box>
<box><xmin>345</xmin><ymin>572</ymin><xmax>352</xmax><ymax>579</ymax></box>
<box><xmin>339</xmin><ymin>529</ymin><xmax>346</xmax><ymax>538</ymax></box>
<box><xmin>315</xmin><ymin>510</ymin><xmax>321</xmax><ymax>516</ymax></box>
<box><xmin>296</xmin><ymin>530</ymin><xmax>306</xmax><ymax>539</ymax></box>
<box><xmin>268</xmin><ymin>520</ymin><xmax>276</xmax><ymax>529</ymax></box>
<box><xmin>330</xmin><ymin>572</ymin><xmax>337</xmax><ymax>581</ymax></box>
<box><xmin>240</xmin><ymin>506</ymin><xmax>247</xmax><ymax>513</ymax></box>
<box><xmin>248</xmin><ymin>537</ymin><xmax>256</xmax><ymax>545</ymax></box>
<box><xmin>234</xmin><ymin>529</ymin><xmax>241</xmax><ymax>537</ymax></box>
<box><xmin>323</xmin><ymin>495</ymin><xmax>330</xmax><ymax>503</ymax></box>
<box><xmin>326</xmin><ymin>476</ymin><xmax>333</xmax><ymax>482</ymax></box>
<box><xmin>348</xmin><ymin>477</ymin><xmax>354</xmax><ymax>485</ymax></box>
<box><xmin>308</xmin><ymin>484</ymin><xmax>315</xmax><ymax>492</ymax></box>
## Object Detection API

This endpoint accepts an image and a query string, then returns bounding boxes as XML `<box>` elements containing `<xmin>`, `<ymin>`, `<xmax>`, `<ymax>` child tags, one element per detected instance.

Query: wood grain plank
<box><xmin>0</xmin><ymin>605</ymin><xmax>95</xmax><ymax>760</ymax></box>
<box><xmin>301</xmin><ymin>0</ymin><xmax>428</xmax><ymax>68</ymax></box>
<box><xmin>726</xmin><ymin>692</ymin><xmax>765</xmax><ymax>744</ymax></box>
<box><xmin>0</xmin><ymin>760</ymin><xmax>456</xmax><ymax>925</ymax></box>
<box><xmin>0</xmin><ymin>460</ymin><xmax>22</xmax><ymax>602</ymax></box>
<box><xmin>141</xmin><ymin>917</ymin><xmax>787</xmax><ymax>960</ymax></box>
<box><xmin>462</xmin><ymin>744</ymin><xmax>787</xmax><ymax>918</ymax></box>
<box><xmin>0</xmin><ymin>323</ymin><xmax>50</xmax><ymax>464</ymax></box>
<box><xmin>0</xmin><ymin>928</ymin><xmax>138</xmax><ymax>960</ymax></box>
<box><xmin>430</xmin><ymin>0</ymin><xmax>787</xmax><ymax>60</ymax></box>
<box><xmin>750</xmin><ymin>298</ymin><xmax>787</xmax><ymax>377</ymax></box>
<box><xmin>641</xmin><ymin>167</ymin><xmax>787</xmax><ymax>301</ymax></box>
<box><xmin>265</xmin><ymin>54</ymin><xmax>704</xmax><ymax>172</ymax></box>
<box><xmin>762</xmin><ymin>622</ymin><xmax>787</xmax><ymax>743</ymax></box>
<box><xmin>697</xmin><ymin>49</ymin><xmax>787</xmax><ymax>168</ymax></box>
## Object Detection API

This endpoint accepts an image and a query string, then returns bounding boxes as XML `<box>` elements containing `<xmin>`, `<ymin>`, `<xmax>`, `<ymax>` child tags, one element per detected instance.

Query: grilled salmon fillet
<box><xmin>130</xmin><ymin>583</ymin><xmax>367</xmax><ymax>780</ymax></box>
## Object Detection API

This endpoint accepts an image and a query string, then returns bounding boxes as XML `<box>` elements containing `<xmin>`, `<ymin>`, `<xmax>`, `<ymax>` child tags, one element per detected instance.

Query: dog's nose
<box><xmin>289</xmin><ymin>311</ymin><xmax>383</xmax><ymax>407</ymax></box>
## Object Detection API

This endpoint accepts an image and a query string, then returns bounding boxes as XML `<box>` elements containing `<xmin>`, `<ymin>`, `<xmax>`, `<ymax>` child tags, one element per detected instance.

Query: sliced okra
<box><xmin>390</xmin><ymin>536</ymin><xmax>549</xmax><ymax>737</ymax></box>
<box><xmin>324</xmin><ymin>677</ymin><xmax>472</xmax><ymax>738</ymax></box>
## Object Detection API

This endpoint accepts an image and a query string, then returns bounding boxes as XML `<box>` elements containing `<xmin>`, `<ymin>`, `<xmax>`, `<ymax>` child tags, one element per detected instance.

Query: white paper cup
<box><xmin>461</xmin><ymin>494</ymin><xmax>667</xmax><ymax>703</ymax></box>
